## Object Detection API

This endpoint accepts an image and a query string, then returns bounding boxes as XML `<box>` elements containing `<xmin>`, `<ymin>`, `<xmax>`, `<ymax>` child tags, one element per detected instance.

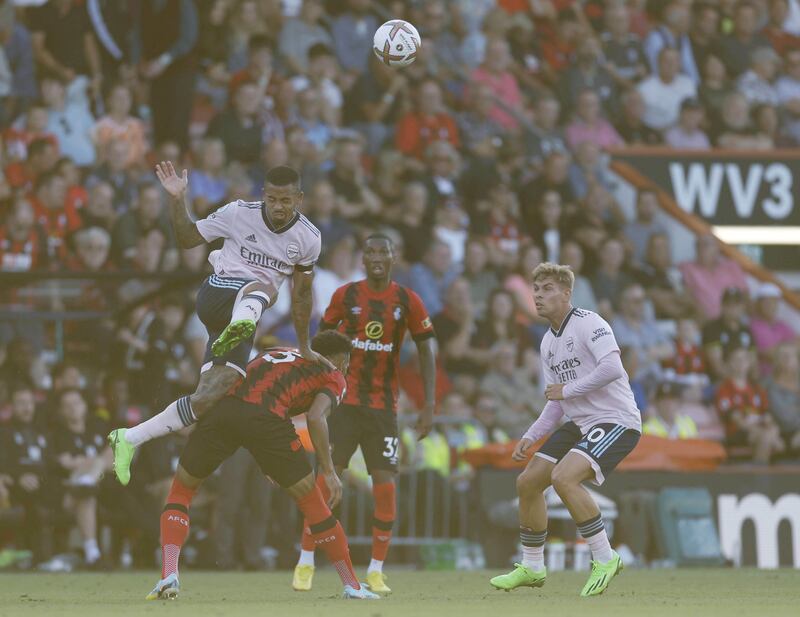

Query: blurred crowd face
<box><xmin>576</xmin><ymin>90</ymin><xmax>601</xmax><ymax>123</ymax></box>
<box><xmin>773</xmin><ymin>343</ymin><xmax>799</xmax><ymax>378</ymax></box>
<box><xmin>770</xmin><ymin>0</ymin><xmax>790</xmax><ymax>26</ymax></box>
<box><xmin>722</xmin><ymin>92</ymin><xmax>750</xmax><ymax>129</ymax></box>
<box><xmin>484</xmin><ymin>38</ymin><xmax>512</xmax><ymax>73</ymax></box>
<box><xmin>735</xmin><ymin>2</ymin><xmax>758</xmax><ymax>38</ymax></box>
<box><xmin>107</xmin><ymin>84</ymin><xmax>133</xmax><ymax>118</ymax></box>
<box><xmin>135</xmin><ymin>228</ymin><xmax>166</xmax><ymax>271</ymax></box>
<box><xmin>543</xmin><ymin>152</ymin><xmax>570</xmax><ymax>183</ymax></box>
<box><xmin>757</xmin><ymin>295</ymin><xmax>780</xmax><ymax>321</ymax></box>
<box><xmin>560</xmin><ymin>241</ymin><xmax>584</xmax><ymax>274</ymax></box>
<box><xmin>658</xmin><ymin>48</ymin><xmax>681</xmax><ymax>82</ymax></box>
<box><xmin>137</xmin><ymin>185</ymin><xmax>163</xmax><ymax>224</ymax></box>
<box><xmin>234</xmin><ymin>83</ymin><xmax>262</xmax><ymax>118</ymax></box>
<box><xmin>426</xmin><ymin>241</ymin><xmax>453</xmax><ymax>276</ymax></box>
<box><xmin>646</xmin><ymin>233</ymin><xmax>672</xmax><ymax>270</ymax></box>
<box><xmin>704</xmin><ymin>54</ymin><xmax>727</xmax><ymax>83</ymax></box>
<box><xmin>536</xmin><ymin>97</ymin><xmax>561</xmax><ymax>130</ymax></box>
<box><xmin>621</xmin><ymin>89</ymin><xmax>646</xmax><ymax>123</ymax></box>
<box><xmin>474</xmin><ymin>394</ymin><xmax>500</xmax><ymax>426</ymax></box>
<box><xmin>86</xmin><ymin>182</ymin><xmax>114</xmax><ymax>222</ymax></box>
<box><xmin>11</xmin><ymin>389</ymin><xmax>36</xmax><ymax>424</ymax></box>
<box><xmin>721</xmin><ymin>293</ymin><xmax>746</xmax><ymax>323</ymax></box>
<box><xmin>664</xmin><ymin>0</ymin><xmax>691</xmax><ymax>34</ymax></box>
<box><xmin>445</xmin><ymin>277</ymin><xmax>471</xmax><ymax>311</ymax></box>
<box><xmin>298</xmin><ymin>87</ymin><xmax>322</xmax><ymax>122</ymax></box>
<box><xmin>75</xmin><ymin>228</ymin><xmax>111</xmax><ymax>271</ymax></box>
<box><xmin>107</xmin><ymin>140</ymin><xmax>131</xmax><ymax>172</ymax></box>
<box><xmin>419</xmin><ymin>80</ymin><xmax>444</xmax><ymax>116</ymax></box>
<box><xmin>465</xmin><ymin>240</ymin><xmax>489</xmax><ymax>274</ymax></box>
<box><xmin>201</xmin><ymin>138</ymin><xmax>226</xmax><ymax>171</ymax></box>
<box><xmin>519</xmin><ymin>244</ymin><xmax>543</xmax><ymax>276</ymax></box>
<box><xmin>694</xmin><ymin>4</ymin><xmax>720</xmax><ymax>38</ymax></box>
<box><xmin>489</xmin><ymin>290</ymin><xmax>515</xmax><ymax>322</ymax></box>
<box><xmin>38</xmin><ymin>175</ymin><xmax>67</xmax><ymax>211</ymax></box>
<box><xmin>334</xmin><ymin>140</ymin><xmax>363</xmax><ymax>175</ymax></box>
<box><xmin>41</xmin><ymin>77</ymin><xmax>66</xmax><ymax>109</ymax></box>
<box><xmin>8</xmin><ymin>199</ymin><xmax>35</xmax><ymax>240</ymax></box>
<box><xmin>621</xmin><ymin>284</ymin><xmax>647</xmax><ymax>321</ymax></box>
<box><xmin>727</xmin><ymin>347</ymin><xmax>751</xmax><ymax>379</ymax></box>
<box><xmin>605</xmin><ymin>3</ymin><xmax>630</xmax><ymax>36</ymax></box>
<box><xmin>427</xmin><ymin>141</ymin><xmax>459</xmax><ymax>178</ymax></box>
<box><xmin>636</xmin><ymin>190</ymin><xmax>659</xmax><ymax>223</ymax></box>
<box><xmin>309</xmin><ymin>181</ymin><xmax>336</xmax><ymax>218</ymax></box>
<box><xmin>59</xmin><ymin>390</ymin><xmax>88</xmax><ymax>426</ymax></box>
<box><xmin>600</xmin><ymin>238</ymin><xmax>625</xmax><ymax>272</ymax></box>
<box><xmin>696</xmin><ymin>234</ymin><xmax>720</xmax><ymax>267</ymax></box>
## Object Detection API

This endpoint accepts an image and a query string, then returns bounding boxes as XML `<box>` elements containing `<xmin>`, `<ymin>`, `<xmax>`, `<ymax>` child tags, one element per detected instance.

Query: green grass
<box><xmin>1</xmin><ymin>569</ymin><xmax>798</xmax><ymax>617</ymax></box>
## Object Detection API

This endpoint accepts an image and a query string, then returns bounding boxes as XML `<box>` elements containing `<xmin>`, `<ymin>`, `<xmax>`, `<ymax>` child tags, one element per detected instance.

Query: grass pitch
<box><xmin>1</xmin><ymin>568</ymin><xmax>797</xmax><ymax>617</ymax></box>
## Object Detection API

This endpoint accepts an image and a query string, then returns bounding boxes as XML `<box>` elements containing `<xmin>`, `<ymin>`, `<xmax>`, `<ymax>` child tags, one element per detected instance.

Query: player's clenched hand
<box><xmin>155</xmin><ymin>161</ymin><xmax>188</xmax><ymax>197</ymax></box>
<box><xmin>300</xmin><ymin>347</ymin><xmax>337</xmax><ymax>371</ymax></box>
<box><xmin>323</xmin><ymin>470</ymin><xmax>343</xmax><ymax>509</ymax></box>
<box><xmin>545</xmin><ymin>383</ymin><xmax>565</xmax><ymax>401</ymax></box>
<box><xmin>415</xmin><ymin>405</ymin><xmax>434</xmax><ymax>440</ymax></box>
<box><xmin>512</xmin><ymin>438</ymin><xmax>534</xmax><ymax>462</ymax></box>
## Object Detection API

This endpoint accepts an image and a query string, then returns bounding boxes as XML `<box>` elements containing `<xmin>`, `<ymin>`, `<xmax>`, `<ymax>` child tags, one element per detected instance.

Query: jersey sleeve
<box><xmin>320</xmin><ymin>285</ymin><xmax>347</xmax><ymax>329</ymax></box>
<box><xmin>407</xmin><ymin>289</ymin><xmax>435</xmax><ymax>342</ymax></box>
<box><xmin>195</xmin><ymin>201</ymin><xmax>237</xmax><ymax>242</ymax></box>
<box><xmin>582</xmin><ymin>314</ymin><xmax>620</xmax><ymax>362</ymax></box>
<box><xmin>318</xmin><ymin>371</ymin><xmax>347</xmax><ymax>410</ymax></box>
<box><xmin>295</xmin><ymin>233</ymin><xmax>321</xmax><ymax>272</ymax></box>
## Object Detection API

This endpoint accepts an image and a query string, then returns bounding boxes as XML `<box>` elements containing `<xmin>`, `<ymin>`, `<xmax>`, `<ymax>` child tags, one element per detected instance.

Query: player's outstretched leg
<box><xmin>294</xmin><ymin>474</ymin><xmax>330</xmax><ymax>591</ymax></box>
<box><xmin>147</xmin><ymin>474</ymin><xmax>197</xmax><ymax>600</ymax></box>
<box><xmin>290</xmin><ymin>474</ymin><xmax>378</xmax><ymax>600</ymax></box>
<box><xmin>109</xmin><ymin>367</ymin><xmax>241</xmax><ymax>485</ymax></box>
<box><xmin>211</xmin><ymin>285</ymin><xmax>271</xmax><ymax>357</ymax></box>
<box><xmin>366</xmin><ymin>477</ymin><xmax>395</xmax><ymax>594</ymax></box>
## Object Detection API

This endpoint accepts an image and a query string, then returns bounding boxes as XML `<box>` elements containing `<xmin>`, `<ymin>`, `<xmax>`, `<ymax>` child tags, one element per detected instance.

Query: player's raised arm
<box><xmin>291</xmin><ymin>266</ymin><xmax>335</xmax><ymax>369</ymax></box>
<box><xmin>306</xmin><ymin>391</ymin><xmax>342</xmax><ymax>508</ymax></box>
<box><xmin>155</xmin><ymin>161</ymin><xmax>206</xmax><ymax>249</ymax></box>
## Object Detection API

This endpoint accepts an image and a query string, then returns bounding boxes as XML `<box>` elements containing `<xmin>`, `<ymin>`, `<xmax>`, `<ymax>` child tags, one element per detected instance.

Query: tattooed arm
<box><xmin>155</xmin><ymin>161</ymin><xmax>206</xmax><ymax>249</ymax></box>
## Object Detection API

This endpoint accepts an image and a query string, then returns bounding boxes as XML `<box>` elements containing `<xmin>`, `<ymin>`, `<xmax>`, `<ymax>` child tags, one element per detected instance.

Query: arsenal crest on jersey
<box><xmin>566</xmin><ymin>337</ymin><xmax>574</xmax><ymax>353</ymax></box>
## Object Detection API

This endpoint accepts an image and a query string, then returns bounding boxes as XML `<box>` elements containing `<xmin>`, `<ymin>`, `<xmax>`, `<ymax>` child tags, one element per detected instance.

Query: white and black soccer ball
<box><xmin>373</xmin><ymin>19</ymin><xmax>421</xmax><ymax>68</ymax></box>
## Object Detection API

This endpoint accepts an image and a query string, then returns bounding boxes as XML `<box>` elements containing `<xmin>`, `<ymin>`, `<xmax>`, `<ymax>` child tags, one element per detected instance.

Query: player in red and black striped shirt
<box><xmin>149</xmin><ymin>331</ymin><xmax>379</xmax><ymax>601</ymax></box>
<box><xmin>294</xmin><ymin>233</ymin><xmax>437</xmax><ymax>595</ymax></box>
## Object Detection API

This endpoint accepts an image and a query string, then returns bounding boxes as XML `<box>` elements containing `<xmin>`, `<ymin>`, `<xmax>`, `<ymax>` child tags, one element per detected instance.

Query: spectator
<box><xmin>4</xmin><ymin>136</ymin><xmax>58</xmax><ymax>192</ymax></box>
<box><xmin>422</xmin><ymin>140</ymin><xmax>464</xmax><ymax>212</ymax></box>
<box><xmin>643</xmin><ymin>0</ymin><xmax>695</xmax><ymax>79</ymax></box>
<box><xmin>131</xmin><ymin>0</ymin><xmax>199</xmax><ymax>151</ymax></box>
<box><xmin>70</xmin><ymin>227</ymin><xmax>112</xmax><ymax>273</ymax></box>
<box><xmin>432</xmin><ymin>277</ymin><xmax>483</xmax><ymax>378</ymax></box>
<box><xmin>713</xmin><ymin>91</ymin><xmax>773</xmax><ymax>149</ymax></box>
<box><xmin>665</xmin><ymin>97</ymin><xmax>712</xmax><ymax>149</ymax></box>
<box><xmin>290</xmin><ymin>43</ymin><xmax>343</xmax><ymax>127</ymax></box>
<box><xmin>518</xmin><ymin>151</ymin><xmax>575</xmax><ymax>219</ymax></box>
<box><xmin>750</xmin><ymin>282</ymin><xmax>797</xmax><ymax>374</ymax></box>
<box><xmin>523</xmin><ymin>189</ymin><xmax>562</xmax><ymax>259</ymax></box>
<box><xmin>643</xmin><ymin>381</ymin><xmax>699</xmax><ymax>439</ymax></box>
<box><xmin>327</xmin><ymin>136</ymin><xmax>380</xmax><ymax>222</ymax></box>
<box><xmin>29</xmin><ymin>0</ymin><xmax>101</xmax><ymax>95</ymax></box>
<box><xmin>293</xmin><ymin>87</ymin><xmax>335</xmax><ymax>155</ymax></box>
<box><xmin>1</xmin><ymin>8</ymin><xmax>37</xmax><ymax>121</ymax></box>
<box><xmin>419</xmin><ymin>0</ymin><xmax>464</xmax><ymax>80</ymax></box>
<box><xmin>776</xmin><ymin>48</ymin><xmax>800</xmax><ymax>143</ymax></box>
<box><xmin>0</xmin><ymin>386</ymin><xmax>53</xmax><ymax>563</ymax></box>
<box><xmin>30</xmin><ymin>170</ymin><xmax>81</xmax><ymax>260</ymax></box>
<box><xmin>565</xmin><ymin>88</ymin><xmax>624</xmax><ymax>150</ymax></box>
<box><xmin>568</xmin><ymin>140</ymin><xmax>615</xmax><ymax>201</ymax></box>
<box><xmin>409</xmin><ymin>240</ymin><xmax>459</xmax><ymax>318</ymax></box>
<box><xmin>590</xmin><ymin>237</ymin><xmax>634</xmax><ymax>316</ymax></box>
<box><xmin>615</xmin><ymin>88</ymin><xmax>664</xmax><ymax>145</ymax></box>
<box><xmin>313</xmin><ymin>235</ymin><xmax>360</xmax><ymax>318</ymax></box>
<box><xmin>624</xmin><ymin>189</ymin><xmax>667</xmax><ymax>265</ymax></box>
<box><xmin>526</xmin><ymin>93</ymin><xmax>568</xmax><ymax>163</ymax></box>
<box><xmin>435</xmin><ymin>203</ymin><xmax>469</xmax><ymax>266</ymax></box>
<box><xmin>41</xmin><ymin>74</ymin><xmax>95</xmax><ymax>167</ymax></box>
<box><xmin>458</xmin><ymin>83</ymin><xmax>507</xmax><ymax>158</ymax></box>
<box><xmin>559</xmin><ymin>37</ymin><xmax>616</xmax><ymax>114</ymax></box>
<box><xmin>396</xmin><ymin>79</ymin><xmax>460</xmax><ymax>159</ymax></box>
<box><xmin>278</xmin><ymin>0</ymin><xmax>333</xmax><ymax>75</ymax></box>
<box><xmin>718</xmin><ymin>0</ymin><xmax>771</xmax><ymax>78</ymax></box>
<box><xmin>765</xmin><ymin>343</ymin><xmax>800</xmax><ymax>453</ymax></box>
<box><xmin>330</xmin><ymin>0</ymin><xmax>377</xmax><ymax>77</ymax></box>
<box><xmin>636</xmin><ymin>232</ymin><xmax>696</xmax><ymax>320</ymax></box>
<box><xmin>679</xmin><ymin>233</ymin><xmax>749</xmax><ymax>320</ymax></box>
<box><xmin>702</xmin><ymin>286</ymin><xmax>755</xmax><ymax>380</ymax></box>
<box><xmin>92</xmin><ymin>83</ymin><xmax>146</xmax><ymax>169</ymax></box>
<box><xmin>462</xmin><ymin>238</ymin><xmax>499</xmax><ymax>320</ymax></box>
<box><xmin>188</xmin><ymin>137</ymin><xmax>228</xmax><ymax>216</ymax></box>
<box><xmin>689</xmin><ymin>2</ymin><xmax>722</xmax><ymax>77</ymax></box>
<box><xmin>715</xmin><ymin>346</ymin><xmax>784</xmax><ymax>464</ymax></box>
<box><xmin>470</xmin><ymin>37</ymin><xmax>523</xmax><ymax>130</ymax></box>
<box><xmin>0</xmin><ymin>199</ymin><xmax>47</xmax><ymax>272</ymax></box>
<box><xmin>666</xmin><ymin>317</ymin><xmax>708</xmax><ymax>379</ymax></box>
<box><xmin>50</xmin><ymin>388</ymin><xmax>112</xmax><ymax>567</ymax></box>
<box><xmin>87</xmin><ymin>140</ymin><xmax>138</xmax><ymax>213</ymax></box>
<box><xmin>503</xmin><ymin>243</ymin><xmax>543</xmax><ymax>324</ymax></box>
<box><xmin>206</xmin><ymin>80</ymin><xmax>264</xmax><ymax>167</ymax></box>
<box><xmin>471</xmin><ymin>392</ymin><xmax>512</xmax><ymax>444</ymax></box>
<box><xmin>612</xmin><ymin>283</ymin><xmax>674</xmax><ymax>388</ymax></box>
<box><xmin>560</xmin><ymin>240</ymin><xmax>598</xmax><ymax>312</ymax></box>
<box><xmin>737</xmin><ymin>47</ymin><xmax>781</xmax><ymax>106</ymax></box>
<box><xmin>80</xmin><ymin>182</ymin><xmax>116</xmax><ymax>231</ymax></box>
<box><xmin>229</xmin><ymin>35</ymin><xmax>282</xmax><ymax>110</ymax></box>
<box><xmin>638</xmin><ymin>47</ymin><xmax>698</xmax><ymax>131</ymax></box>
<box><xmin>111</xmin><ymin>183</ymin><xmax>176</xmax><ymax>269</ymax></box>
<box><xmin>472</xmin><ymin>288</ymin><xmax>529</xmax><ymax>354</ymax></box>
<box><xmin>600</xmin><ymin>1</ymin><xmax>648</xmax><ymax>89</ymax></box>
<box><xmin>698</xmin><ymin>54</ymin><xmax>734</xmax><ymax>125</ymax></box>
<box><xmin>763</xmin><ymin>0</ymin><xmax>800</xmax><ymax>54</ymax></box>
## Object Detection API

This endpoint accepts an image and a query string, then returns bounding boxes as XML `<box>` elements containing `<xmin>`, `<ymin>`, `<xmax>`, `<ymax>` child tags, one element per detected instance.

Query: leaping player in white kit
<box><xmin>108</xmin><ymin>162</ymin><xmax>331</xmax><ymax>485</ymax></box>
<box><xmin>489</xmin><ymin>262</ymin><xmax>641</xmax><ymax>597</ymax></box>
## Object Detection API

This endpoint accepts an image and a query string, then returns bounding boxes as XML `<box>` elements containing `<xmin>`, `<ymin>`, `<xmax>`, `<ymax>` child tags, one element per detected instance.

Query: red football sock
<box><xmin>295</xmin><ymin>485</ymin><xmax>360</xmax><ymax>590</ymax></box>
<box><xmin>300</xmin><ymin>473</ymin><xmax>330</xmax><ymax>552</ymax></box>
<box><xmin>371</xmin><ymin>481</ymin><xmax>395</xmax><ymax>562</ymax></box>
<box><xmin>160</xmin><ymin>477</ymin><xmax>196</xmax><ymax>579</ymax></box>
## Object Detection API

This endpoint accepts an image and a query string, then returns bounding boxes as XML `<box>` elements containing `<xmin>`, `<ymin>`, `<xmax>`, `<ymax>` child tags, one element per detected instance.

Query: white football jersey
<box><xmin>196</xmin><ymin>200</ymin><xmax>321</xmax><ymax>290</ymax></box>
<box><xmin>540</xmin><ymin>307</ymin><xmax>641</xmax><ymax>432</ymax></box>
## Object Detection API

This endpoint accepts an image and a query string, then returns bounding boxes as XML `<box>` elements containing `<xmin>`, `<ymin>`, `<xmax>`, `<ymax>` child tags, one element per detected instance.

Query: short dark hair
<box><xmin>28</xmin><ymin>137</ymin><xmax>54</xmax><ymax>159</ymax></box>
<box><xmin>365</xmin><ymin>233</ymin><xmax>394</xmax><ymax>248</ymax></box>
<box><xmin>308</xmin><ymin>42</ymin><xmax>334</xmax><ymax>60</ymax></box>
<box><xmin>311</xmin><ymin>330</ymin><xmax>352</xmax><ymax>359</ymax></box>
<box><xmin>264</xmin><ymin>165</ymin><xmax>301</xmax><ymax>190</ymax></box>
<box><xmin>248</xmin><ymin>34</ymin><xmax>273</xmax><ymax>52</ymax></box>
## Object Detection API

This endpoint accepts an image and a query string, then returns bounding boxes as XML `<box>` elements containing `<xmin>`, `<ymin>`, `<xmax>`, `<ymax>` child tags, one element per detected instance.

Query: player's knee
<box><xmin>550</xmin><ymin>466</ymin><xmax>578</xmax><ymax>495</ymax></box>
<box><xmin>517</xmin><ymin>469</ymin><xmax>548</xmax><ymax>497</ymax></box>
<box><xmin>242</xmin><ymin>281</ymin><xmax>277</xmax><ymax>308</ymax></box>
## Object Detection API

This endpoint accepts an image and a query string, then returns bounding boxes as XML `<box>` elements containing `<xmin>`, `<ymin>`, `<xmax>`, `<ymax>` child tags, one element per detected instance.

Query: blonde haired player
<box><xmin>490</xmin><ymin>263</ymin><xmax>641</xmax><ymax>597</ymax></box>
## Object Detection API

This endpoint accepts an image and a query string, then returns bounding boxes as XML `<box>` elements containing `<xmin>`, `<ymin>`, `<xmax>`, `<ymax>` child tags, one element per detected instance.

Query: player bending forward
<box><xmin>293</xmin><ymin>234</ymin><xmax>437</xmax><ymax>595</ymax></box>
<box><xmin>110</xmin><ymin>163</ymin><xmax>331</xmax><ymax>485</ymax></box>
<box><xmin>147</xmin><ymin>330</ymin><xmax>379</xmax><ymax>601</ymax></box>
<box><xmin>490</xmin><ymin>263</ymin><xmax>641</xmax><ymax>597</ymax></box>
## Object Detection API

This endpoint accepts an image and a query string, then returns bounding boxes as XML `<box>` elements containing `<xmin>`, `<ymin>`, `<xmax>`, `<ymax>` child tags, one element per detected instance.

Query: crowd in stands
<box><xmin>2</xmin><ymin>0</ymin><xmax>800</xmax><ymax>571</ymax></box>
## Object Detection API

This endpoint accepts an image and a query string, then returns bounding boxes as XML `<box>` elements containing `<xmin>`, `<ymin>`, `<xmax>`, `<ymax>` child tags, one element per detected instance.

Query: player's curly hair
<box><xmin>531</xmin><ymin>262</ymin><xmax>575</xmax><ymax>290</ymax></box>
<box><xmin>311</xmin><ymin>330</ymin><xmax>352</xmax><ymax>359</ymax></box>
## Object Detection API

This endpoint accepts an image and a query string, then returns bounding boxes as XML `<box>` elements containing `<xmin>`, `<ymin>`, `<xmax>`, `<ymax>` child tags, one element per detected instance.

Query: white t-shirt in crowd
<box><xmin>637</xmin><ymin>74</ymin><xmax>697</xmax><ymax>131</ymax></box>
<box><xmin>196</xmin><ymin>200</ymin><xmax>322</xmax><ymax>292</ymax></box>
<box><xmin>540</xmin><ymin>307</ymin><xmax>641</xmax><ymax>432</ymax></box>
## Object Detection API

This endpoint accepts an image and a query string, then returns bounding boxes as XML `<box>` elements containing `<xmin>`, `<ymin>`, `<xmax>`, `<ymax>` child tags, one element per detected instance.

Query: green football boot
<box><xmin>580</xmin><ymin>551</ymin><xmax>623</xmax><ymax>597</ymax></box>
<box><xmin>490</xmin><ymin>563</ymin><xmax>547</xmax><ymax>591</ymax></box>
<box><xmin>211</xmin><ymin>319</ymin><xmax>256</xmax><ymax>357</ymax></box>
<box><xmin>108</xmin><ymin>428</ymin><xmax>136</xmax><ymax>486</ymax></box>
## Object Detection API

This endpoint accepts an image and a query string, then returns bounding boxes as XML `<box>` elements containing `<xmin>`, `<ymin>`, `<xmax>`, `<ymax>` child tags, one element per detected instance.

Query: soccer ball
<box><xmin>373</xmin><ymin>19</ymin><xmax>421</xmax><ymax>68</ymax></box>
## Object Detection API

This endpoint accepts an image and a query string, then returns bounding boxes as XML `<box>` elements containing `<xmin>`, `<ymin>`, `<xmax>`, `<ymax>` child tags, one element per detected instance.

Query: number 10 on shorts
<box><xmin>383</xmin><ymin>437</ymin><xmax>399</xmax><ymax>464</ymax></box>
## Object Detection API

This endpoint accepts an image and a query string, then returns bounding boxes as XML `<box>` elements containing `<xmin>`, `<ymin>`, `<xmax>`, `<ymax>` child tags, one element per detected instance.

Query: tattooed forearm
<box><xmin>169</xmin><ymin>193</ymin><xmax>206</xmax><ymax>248</ymax></box>
<box><xmin>291</xmin><ymin>270</ymin><xmax>314</xmax><ymax>350</ymax></box>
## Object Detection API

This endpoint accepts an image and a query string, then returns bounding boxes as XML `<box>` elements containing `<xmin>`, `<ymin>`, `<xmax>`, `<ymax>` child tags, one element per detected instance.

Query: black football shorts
<box><xmin>196</xmin><ymin>274</ymin><xmax>254</xmax><ymax>377</ymax></box>
<box><xmin>535</xmin><ymin>421</ymin><xmax>641</xmax><ymax>485</ymax></box>
<box><xmin>180</xmin><ymin>397</ymin><xmax>311</xmax><ymax>488</ymax></box>
<box><xmin>328</xmin><ymin>404</ymin><xmax>399</xmax><ymax>473</ymax></box>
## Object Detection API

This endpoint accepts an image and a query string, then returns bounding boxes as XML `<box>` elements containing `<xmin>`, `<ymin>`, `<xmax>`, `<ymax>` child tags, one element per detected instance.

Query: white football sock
<box><xmin>367</xmin><ymin>558</ymin><xmax>383</xmax><ymax>574</ymax></box>
<box><xmin>522</xmin><ymin>545</ymin><xmax>545</xmax><ymax>571</ymax></box>
<box><xmin>230</xmin><ymin>291</ymin><xmax>270</xmax><ymax>324</ymax></box>
<box><xmin>84</xmin><ymin>539</ymin><xmax>101</xmax><ymax>564</ymax></box>
<box><xmin>125</xmin><ymin>396</ymin><xmax>195</xmax><ymax>446</ymax></box>
<box><xmin>297</xmin><ymin>550</ymin><xmax>315</xmax><ymax>567</ymax></box>
<box><xmin>585</xmin><ymin>529</ymin><xmax>614</xmax><ymax>563</ymax></box>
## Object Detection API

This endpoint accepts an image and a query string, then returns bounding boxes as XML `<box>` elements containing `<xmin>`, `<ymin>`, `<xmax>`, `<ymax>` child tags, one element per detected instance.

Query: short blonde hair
<box><xmin>531</xmin><ymin>262</ymin><xmax>575</xmax><ymax>290</ymax></box>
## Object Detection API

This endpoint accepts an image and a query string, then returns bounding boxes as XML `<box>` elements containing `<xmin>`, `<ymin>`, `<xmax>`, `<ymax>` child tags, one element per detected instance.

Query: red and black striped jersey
<box><xmin>231</xmin><ymin>347</ymin><xmax>347</xmax><ymax>419</ymax></box>
<box><xmin>321</xmin><ymin>280</ymin><xmax>434</xmax><ymax>413</ymax></box>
